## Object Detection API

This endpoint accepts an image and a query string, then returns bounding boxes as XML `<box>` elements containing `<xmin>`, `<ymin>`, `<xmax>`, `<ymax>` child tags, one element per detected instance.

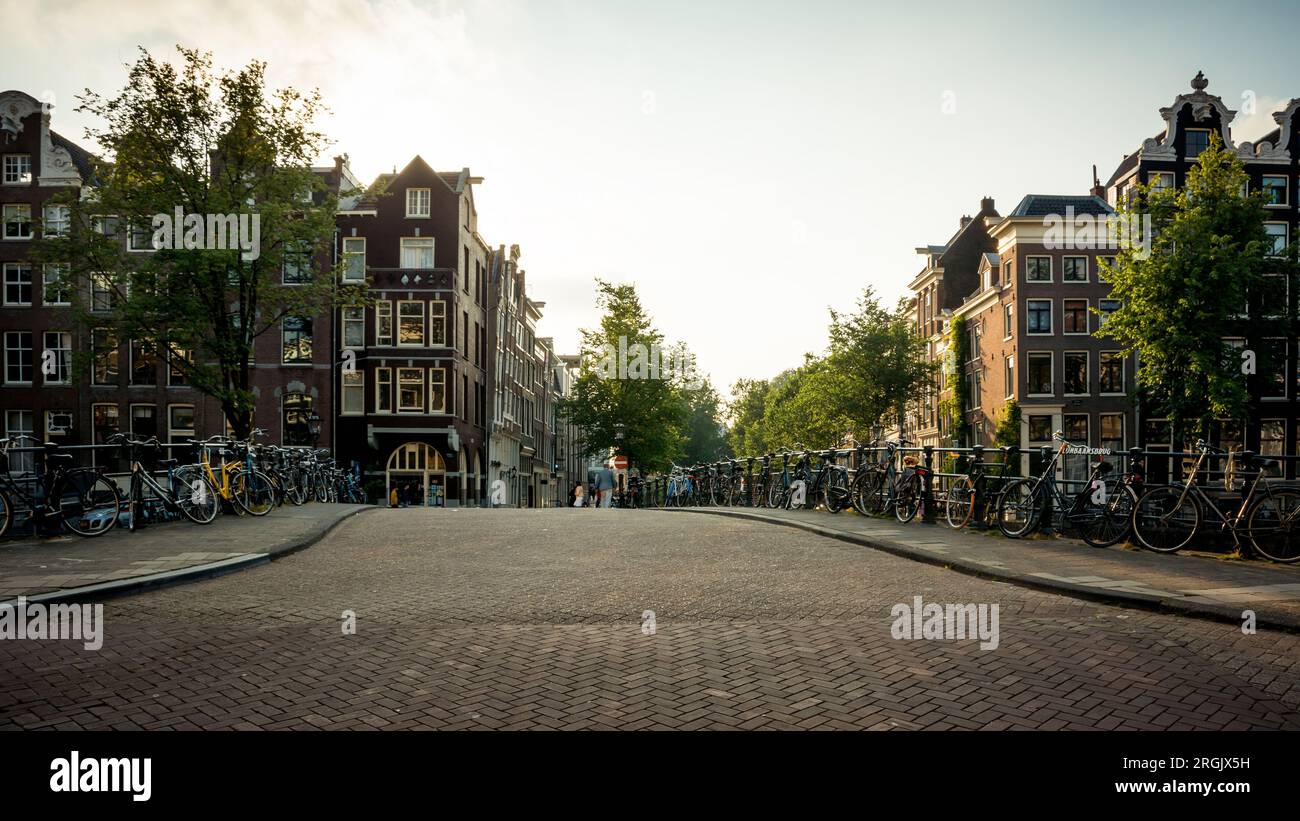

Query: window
<box><xmin>92</xmin><ymin>215</ymin><xmax>119</xmax><ymax>239</ymax></box>
<box><xmin>91</xmin><ymin>273</ymin><xmax>115</xmax><ymax>312</ymax></box>
<box><xmin>429</xmin><ymin>368</ymin><xmax>447</xmax><ymax>413</ymax></box>
<box><xmin>1260</xmin><ymin>274</ymin><xmax>1287</xmax><ymax>318</ymax></box>
<box><xmin>1099</xmin><ymin>351</ymin><xmax>1124</xmax><ymax>394</ymax></box>
<box><xmin>430</xmin><ymin>300</ymin><xmax>447</xmax><ymax>346</ymax></box>
<box><xmin>1063</xmin><ymin>299</ymin><xmax>1088</xmax><ymax>334</ymax></box>
<box><xmin>1099</xmin><ymin>256</ymin><xmax>1117</xmax><ymax>275</ymax></box>
<box><xmin>45</xmin><ymin>407</ymin><xmax>71</xmax><ymax>436</ymax></box>
<box><xmin>1028</xmin><ymin>414</ymin><xmax>1052</xmax><ymax>442</ymax></box>
<box><xmin>462</xmin><ymin>310</ymin><xmax>469</xmax><ymax>355</ymax></box>
<box><xmin>3</xmin><ymin>262</ymin><xmax>32</xmax><ymax>305</ymax></box>
<box><xmin>1026</xmin><ymin>299</ymin><xmax>1052</xmax><ymax>334</ymax></box>
<box><xmin>1026</xmin><ymin>256</ymin><xmax>1051</xmax><ymax>282</ymax></box>
<box><xmin>4</xmin><ymin>331</ymin><xmax>33</xmax><ymax>384</ymax></box>
<box><xmin>282</xmin><ymin>393</ymin><xmax>313</xmax><ymax>446</ymax></box>
<box><xmin>1063</xmin><ymin>414</ymin><xmax>1088</xmax><ymax>442</ymax></box>
<box><xmin>168</xmin><ymin>347</ymin><xmax>192</xmax><ymax>386</ymax></box>
<box><xmin>342</xmin><ymin>237</ymin><xmax>366</xmax><ymax>281</ymax></box>
<box><xmin>400</xmin><ymin>237</ymin><xmax>434</xmax><ymax>269</ymax></box>
<box><xmin>130</xmin><ymin>340</ymin><xmax>157</xmax><ymax>385</ymax></box>
<box><xmin>282</xmin><ymin>241</ymin><xmax>312</xmax><ymax>283</ymax></box>
<box><xmin>1185</xmin><ymin>129</ymin><xmax>1211</xmax><ymax>158</ymax></box>
<box><xmin>1002</xmin><ymin>261</ymin><xmax>1012</xmax><ymax>285</ymax></box>
<box><xmin>342</xmin><ymin>306</ymin><xmax>365</xmax><ymax>349</ymax></box>
<box><xmin>1261</xmin><ymin>419</ymin><xmax>1285</xmax><ymax>456</ymax></box>
<box><xmin>167</xmin><ymin>405</ymin><xmax>195</xmax><ymax>443</ymax></box>
<box><xmin>376</xmin><ymin>301</ymin><xmax>392</xmax><ymax>346</ymax></box>
<box><xmin>92</xmin><ymin>404</ymin><xmax>120</xmax><ymax>446</ymax></box>
<box><xmin>1098</xmin><ymin>299</ymin><xmax>1121</xmax><ymax>325</ymax></box>
<box><xmin>42</xmin><ymin>331</ymin><xmax>71</xmax><ymax>384</ymax></box>
<box><xmin>1100</xmin><ymin>414</ymin><xmax>1124</xmax><ymax>453</ymax></box>
<box><xmin>1004</xmin><ymin>355</ymin><xmax>1014</xmax><ymax>398</ymax></box>
<box><xmin>1027</xmin><ymin>352</ymin><xmax>1052</xmax><ymax>395</ymax></box>
<box><xmin>130</xmin><ymin>404</ymin><xmax>157</xmax><ymax>438</ymax></box>
<box><xmin>341</xmin><ymin>371</ymin><xmax>365</xmax><ymax>415</ymax></box>
<box><xmin>1064</xmin><ymin>352</ymin><xmax>1089</xmax><ymax>395</ymax></box>
<box><xmin>1149</xmin><ymin>171</ymin><xmax>1175</xmax><ymax>192</ymax></box>
<box><xmin>4</xmin><ymin>410</ymin><xmax>34</xmax><ymax>474</ymax></box>
<box><xmin>42</xmin><ymin>204</ymin><xmax>70</xmax><ymax>237</ymax></box>
<box><xmin>3</xmin><ymin>154</ymin><xmax>32</xmax><ymax>184</ymax></box>
<box><xmin>406</xmin><ymin>188</ymin><xmax>431</xmax><ymax>218</ymax></box>
<box><xmin>398</xmin><ymin>301</ymin><xmax>425</xmax><ymax>346</ymax></box>
<box><xmin>1265</xmin><ymin>223</ymin><xmax>1288</xmax><ymax>257</ymax></box>
<box><xmin>376</xmin><ymin>367</ymin><xmax>392</xmax><ymax>414</ymax></box>
<box><xmin>398</xmin><ymin>368</ymin><xmax>424</xmax><ymax>412</ymax></box>
<box><xmin>1262</xmin><ymin>337</ymin><xmax>1287</xmax><ymax>398</ymax></box>
<box><xmin>1063</xmin><ymin>414</ymin><xmax>1090</xmax><ymax>484</ymax></box>
<box><xmin>3</xmin><ymin>204</ymin><xmax>32</xmax><ymax>239</ymax></box>
<box><xmin>1003</xmin><ymin>303</ymin><xmax>1013</xmax><ymax>338</ymax></box>
<box><xmin>1063</xmin><ymin>257</ymin><xmax>1087</xmax><ymax>282</ymax></box>
<box><xmin>92</xmin><ymin>330</ymin><xmax>118</xmax><ymax>385</ymax></box>
<box><xmin>282</xmin><ymin>317</ymin><xmax>313</xmax><ymax>363</ymax></box>
<box><xmin>1262</xmin><ymin>175</ymin><xmax>1288</xmax><ymax>207</ymax></box>
<box><xmin>42</xmin><ymin>264</ymin><xmax>69</xmax><ymax>305</ymax></box>
<box><xmin>128</xmin><ymin>220</ymin><xmax>155</xmax><ymax>251</ymax></box>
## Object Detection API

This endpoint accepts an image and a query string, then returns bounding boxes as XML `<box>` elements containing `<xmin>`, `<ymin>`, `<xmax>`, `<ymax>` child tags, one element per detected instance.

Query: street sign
<box><xmin>612</xmin><ymin>455</ymin><xmax>629</xmax><ymax>470</ymax></box>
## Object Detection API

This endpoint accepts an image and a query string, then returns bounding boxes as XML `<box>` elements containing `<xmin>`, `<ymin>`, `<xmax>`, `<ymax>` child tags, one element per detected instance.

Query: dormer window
<box><xmin>1185</xmin><ymin>129</ymin><xmax>1211</xmax><ymax>159</ymax></box>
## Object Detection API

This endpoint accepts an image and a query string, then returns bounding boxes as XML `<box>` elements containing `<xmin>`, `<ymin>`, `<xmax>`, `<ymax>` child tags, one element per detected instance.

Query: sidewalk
<box><xmin>673</xmin><ymin>506</ymin><xmax>1300</xmax><ymax>630</ymax></box>
<box><xmin>0</xmin><ymin>504</ymin><xmax>372</xmax><ymax>604</ymax></box>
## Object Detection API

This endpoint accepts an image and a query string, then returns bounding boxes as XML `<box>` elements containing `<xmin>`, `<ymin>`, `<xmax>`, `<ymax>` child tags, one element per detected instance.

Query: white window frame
<box><xmin>1099</xmin><ymin>413</ymin><xmax>1126</xmax><ymax>452</ymax></box>
<box><xmin>430</xmin><ymin>300</ymin><xmax>447</xmax><ymax>347</ymax></box>
<box><xmin>1261</xmin><ymin>175</ymin><xmax>1289</xmax><ymax>208</ymax></box>
<box><xmin>4</xmin><ymin>330</ymin><xmax>34</xmax><ymax>385</ymax></box>
<box><xmin>342</xmin><ymin>237</ymin><xmax>366</xmax><ymax>282</ymax></box>
<box><xmin>1026</xmin><ymin>298</ymin><xmax>1053</xmax><ymax>336</ymax></box>
<box><xmin>1062</xmin><ymin>298</ymin><xmax>1089</xmax><ymax>335</ymax></box>
<box><xmin>399</xmin><ymin>237</ymin><xmax>434</xmax><ymax>269</ymax></box>
<box><xmin>1261</xmin><ymin>419</ymin><xmax>1286</xmax><ymax>456</ymax></box>
<box><xmin>167</xmin><ymin>404</ymin><xmax>196</xmax><ymax>442</ymax></box>
<box><xmin>429</xmin><ymin>367</ymin><xmax>447</xmax><ymax>414</ymax></box>
<box><xmin>281</xmin><ymin>316</ymin><xmax>313</xmax><ymax>364</ymax></box>
<box><xmin>397</xmin><ymin>367</ymin><xmax>425</xmax><ymax>413</ymax></box>
<box><xmin>3</xmin><ymin>203</ymin><xmax>32</xmax><ymax>240</ymax></box>
<box><xmin>397</xmin><ymin>300</ymin><xmax>426</xmax><ymax>347</ymax></box>
<box><xmin>405</xmin><ymin>188</ymin><xmax>431</xmax><ymax>218</ymax></box>
<box><xmin>129</xmin><ymin>339</ymin><xmax>158</xmax><ymax>386</ymax></box>
<box><xmin>127</xmin><ymin>219</ymin><xmax>156</xmax><ymax>252</ymax></box>
<box><xmin>1026</xmin><ymin>351</ymin><xmax>1053</xmax><ymax>397</ymax></box>
<box><xmin>92</xmin><ymin>330</ymin><xmax>118</xmax><ymax>386</ymax></box>
<box><xmin>1148</xmin><ymin>171</ymin><xmax>1175</xmax><ymax>193</ymax></box>
<box><xmin>1003</xmin><ymin>302</ymin><xmax>1013</xmax><ymax>340</ymax></box>
<box><xmin>1099</xmin><ymin>351</ymin><xmax>1126</xmax><ymax>396</ymax></box>
<box><xmin>3</xmin><ymin>262</ymin><xmax>32</xmax><ymax>306</ymax></box>
<box><xmin>1184</xmin><ymin>128</ymin><xmax>1212</xmax><ymax>159</ymax></box>
<box><xmin>375</xmin><ymin>300</ymin><xmax>393</xmax><ymax>346</ymax></box>
<box><xmin>91</xmin><ymin>403</ymin><xmax>120</xmax><ymax>447</ymax></box>
<box><xmin>42</xmin><ymin>204</ymin><xmax>70</xmax><ymax>237</ymax></box>
<box><xmin>1062</xmin><ymin>256</ymin><xmax>1088</xmax><ymax>283</ymax></box>
<box><xmin>341</xmin><ymin>370</ymin><xmax>365</xmax><ymax>416</ymax></box>
<box><xmin>42</xmin><ymin>264</ymin><xmax>70</xmax><ymax>306</ymax></box>
<box><xmin>129</xmin><ymin>403</ymin><xmax>157</xmax><ymax>437</ymax></box>
<box><xmin>342</xmin><ymin>306</ymin><xmax>365</xmax><ymax>350</ymax></box>
<box><xmin>1063</xmin><ymin>350</ymin><xmax>1090</xmax><ymax>396</ymax></box>
<box><xmin>4</xmin><ymin>410</ymin><xmax>34</xmax><ymax>473</ymax></box>
<box><xmin>1004</xmin><ymin>355</ymin><xmax>1014</xmax><ymax>399</ymax></box>
<box><xmin>42</xmin><ymin>330</ymin><xmax>72</xmax><ymax>385</ymax></box>
<box><xmin>1025</xmin><ymin>256</ymin><xmax>1052</xmax><ymax>283</ymax></box>
<box><xmin>375</xmin><ymin>367</ymin><xmax>392</xmax><ymax>414</ymax></box>
<box><xmin>1265</xmin><ymin>222</ymin><xmax>1288</xmax><ymax>257</ymax></box>
<box><xmin>3</xmin><ymin>154</ymin><xmax>32</xmax><ymax>185</ymax></box>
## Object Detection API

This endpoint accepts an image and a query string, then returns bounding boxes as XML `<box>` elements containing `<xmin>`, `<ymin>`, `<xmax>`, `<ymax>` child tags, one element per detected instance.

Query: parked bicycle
<box><xmin>0</xmin><ymin>435</ymin><xmax>121</xmax><ymax>538</ymax></box>
<box><xmin>108</xmin><ymin>433</ymin><xmax>221</xmax><ymax>530</ymax></box>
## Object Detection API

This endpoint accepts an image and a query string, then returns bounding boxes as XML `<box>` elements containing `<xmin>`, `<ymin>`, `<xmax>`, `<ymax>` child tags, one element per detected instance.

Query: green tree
<box><xmin>680</xmin><ymin>378</ymin><xmax>731</xmax><ymax>464</ymax></box>
<box><xmin>35</xmin><ymin>47</ymin><xmax>362</xmax><ymax>438</ymax></box>
<box><xmin>992</xmin><ymin>399</ymin><xmax>1021</xmax><ymax>448</ymax></box>
<box><xmin>558</xmin><ymin>279</ymin><xmax>690</xmax><ymax>472</ymax></box>
<box><xmin>1099</xmin><ymin>134</ymin><xmax>1293</xmax><ymax>442</ymax></box>
<box><xmin>727</xmin><ymin>378</ymin><xmax>771</xmax><ymax>455</ymax></box>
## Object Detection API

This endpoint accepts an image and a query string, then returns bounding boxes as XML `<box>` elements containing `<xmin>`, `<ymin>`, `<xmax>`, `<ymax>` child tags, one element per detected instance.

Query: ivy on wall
<box><xmin>936</xmin><ymin>315</ymin><xmax>969</xmax><ymax>446</ymax></box>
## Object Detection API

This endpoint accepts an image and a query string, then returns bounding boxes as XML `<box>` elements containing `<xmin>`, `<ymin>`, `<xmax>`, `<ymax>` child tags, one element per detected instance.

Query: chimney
<box><xmin>959</xmin><ymin>215</ymin><xmax>972</xmax><ymax>229</ymax></box>
<box><xmin>979</xmin><ymin>195</ymin><xmax>995</xmax><ymax>212</ymax></box>
<box><xmin>1089</xmin><ymin>164</ymin><xmax>1105</xmax><ymax>199</ymax></box>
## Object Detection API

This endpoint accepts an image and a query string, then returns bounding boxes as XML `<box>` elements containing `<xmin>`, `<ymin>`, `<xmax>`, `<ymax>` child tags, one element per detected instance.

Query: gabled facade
<box><xmin>333</xmin><ymin>156</ymin><xmax>490</xmax><ymax>506</ymax></box>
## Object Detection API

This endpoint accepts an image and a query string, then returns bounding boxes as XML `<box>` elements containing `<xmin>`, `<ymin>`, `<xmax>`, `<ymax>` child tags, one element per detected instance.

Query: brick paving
<box><xmin>2</xmin><ymin>508</ymin><xmax>1299</xmax><ymax>730</ymax></box>
<box><xmin>0</xmin><ymin>503</ymin><xmax>369</xmax><ymax>601</ymax></box>
<box><xmin>677</xmin><ymin>506</ymin><xmax>1300</xmax><ymax>626</ymax></box>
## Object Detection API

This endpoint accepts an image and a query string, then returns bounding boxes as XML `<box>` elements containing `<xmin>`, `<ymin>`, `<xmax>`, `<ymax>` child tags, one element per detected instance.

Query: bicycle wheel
<box><xmin>766</xmin><ymin>476</ymin><xmax>785</xmax><ymax>508</ymax></box>
<box><xmin>825</xmin><ymin>468</ymin><xmax>850</xmax><ymax>513</ymax></box>
<box><xmin>895</xmin><ymin>472</ymin><xmax>922</xmax><ymax>523</ymax></box>
<box><xmin>58</xmin><ymin>471</ymin><xmax>121</xmax><ymax>537</ymax></box>
<box><xmin>1131</xmin><ymin>485</ymin><xmax>1199</xmax><ymax>554</ymax></box>
<box><xmin>231</xmin><ymin>468</ymin><xmax>276</xmax><ymax>516</ymax></box>
<box><xmin>945</xmin><ymin>475</ymin><xmax>976</xmax><ymax>529</ymax></box>
<box><xmin>1077</xmin><ymin>481</ymin><xmax>1138</xmax><ymax>548</ymax></box>
<box><xmin>128</xmin><ymin>475</ymin><xmax>143</xmax><ymax>533</ymax></box>
<box><xmin>0</xmin><ymin>488</ymin><xmax>12</xmax><ymax>539</ymax></box>
<box><xmin>171</xmin><ymin>466</ymin><xmax>221</xmax><ymax>524</ymax></box>
<box><xmin>997</xmin><ymin>478</ymin><xmax>1043</xmax><ymax>538</ymax></box>
<box><xmin>1247</xmin><ymin>488</ymin><xmax>1300</xmax><ymax>563</ymax></box>
<box><xmin>849</xmin><ymin>470</ymin><xmax>875</xmax><ymax>515</ymax></box>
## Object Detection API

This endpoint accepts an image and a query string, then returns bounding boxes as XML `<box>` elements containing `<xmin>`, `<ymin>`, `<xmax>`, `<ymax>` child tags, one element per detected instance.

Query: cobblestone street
<box><xmin>3</xmin><ymin>508</ymin><xmax>1299</xmax><ymax>730</ymax></box>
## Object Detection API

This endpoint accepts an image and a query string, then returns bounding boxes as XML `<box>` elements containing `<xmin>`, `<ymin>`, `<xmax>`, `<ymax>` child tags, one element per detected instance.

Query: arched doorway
<box><xmin>386</xmin><ymin>442</ymin><xmax>446</xmax><ymax>507</ymax></box>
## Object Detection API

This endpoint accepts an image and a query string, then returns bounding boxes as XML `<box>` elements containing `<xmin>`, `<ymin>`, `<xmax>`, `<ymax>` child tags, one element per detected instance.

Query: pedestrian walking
<box><xmin>596</xmin><ymin>463</ymin><xmax>616</xmax><ymax>508</ymax></box>
<box><xmin>389</xmin><ymin>485</ymin><xmax>399</xmax><ymax>508</ymax></box>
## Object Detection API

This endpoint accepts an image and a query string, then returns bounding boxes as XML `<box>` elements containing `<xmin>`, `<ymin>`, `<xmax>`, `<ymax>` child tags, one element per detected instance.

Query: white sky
<box><xmin>5</xmin><ymin>0</ymin><xmax>1300</xmax><ymax>400</ymax></box>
